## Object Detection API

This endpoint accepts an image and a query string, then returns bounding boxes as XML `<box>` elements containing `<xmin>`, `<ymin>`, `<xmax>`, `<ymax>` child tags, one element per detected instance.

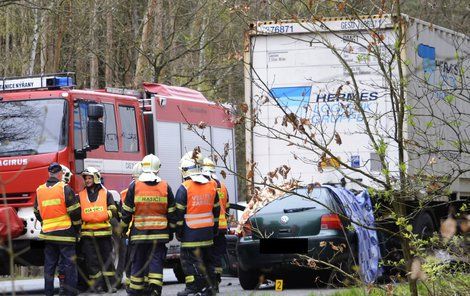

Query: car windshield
<box><xmin>0</xmin><ymin>99</ymin><xmax>67</xmax><ymax>157</ymax></box>
<box><xmin>256</xmin><ymin>187</ymin><xmax>335</xmax><ymax>214</ymax></box>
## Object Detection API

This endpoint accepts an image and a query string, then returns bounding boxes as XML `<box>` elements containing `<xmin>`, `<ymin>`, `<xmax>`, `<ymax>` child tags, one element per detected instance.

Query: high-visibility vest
<box><xmin>79</xmin><ymin>188</ymin><xmax>110</xmax><ymax>230</ymax></box>
<box><xmin>134</xmin><ymin>181</ymin><xmax>168</xmax><ymax>230</ymax></box>
<box><xmin>184</xmin><ymin>180</ymin><xmax>217</xmax><ymax>229</ymax></box>
<box><xmin>37</xmin><ymin>182</ymin><xmax>72</xmax><ymax>233</ymax></box>
<box><xmin>120</xmin><ymin>189</ymin><xmax>128</xmax><ymax>204</ymax></box>
<box><xmin>217</xmin><ymin>182</ymin><xmax>229</xmax><ymax>230</ymax></box>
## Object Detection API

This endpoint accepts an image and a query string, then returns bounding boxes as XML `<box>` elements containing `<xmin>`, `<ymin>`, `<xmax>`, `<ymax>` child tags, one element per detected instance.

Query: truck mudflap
<box><xmin>0</xmin><ymin>207</ymin><xmax>25</xmax><ymax>241</ymax></box>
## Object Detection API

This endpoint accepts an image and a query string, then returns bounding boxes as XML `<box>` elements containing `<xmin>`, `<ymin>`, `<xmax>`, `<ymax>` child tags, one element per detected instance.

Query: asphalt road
<box><xmin>0</xmin><ymin>269</ymin><xmax>339</xmax><ymax>296</ymax></box>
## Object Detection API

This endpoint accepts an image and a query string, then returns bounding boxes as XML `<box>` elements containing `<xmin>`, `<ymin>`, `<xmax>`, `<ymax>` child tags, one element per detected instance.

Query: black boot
<box><xmin>148</xmin><ymin>284</ymin><xmax>162</xmax><ymax>296</ymax></box>
<box><xmin>177</xmin><ymin>286</ymin><xmax>199</xmax><ymax>296</ymax></box>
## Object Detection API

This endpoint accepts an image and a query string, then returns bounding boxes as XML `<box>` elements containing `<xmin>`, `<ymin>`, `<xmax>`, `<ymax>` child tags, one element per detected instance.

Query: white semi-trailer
<box><xmin>244</xmin><ymin>14</ymin><xmax>469</xmax><ymax>234</ymax></box>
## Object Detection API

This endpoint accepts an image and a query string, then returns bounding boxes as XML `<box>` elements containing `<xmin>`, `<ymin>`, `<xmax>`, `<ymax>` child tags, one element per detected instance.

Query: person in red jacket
<box><xmin>175</xmin><ymin>151</ymin><xmax>220</xmax><ymax>296</ymax></box>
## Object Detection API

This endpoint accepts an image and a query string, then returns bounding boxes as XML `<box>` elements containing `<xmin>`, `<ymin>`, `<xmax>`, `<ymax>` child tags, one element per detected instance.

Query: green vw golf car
<box><xmin>236</xmin><ymin>186</ymin><xmax>359</xmax><ymax>289</ymax></box>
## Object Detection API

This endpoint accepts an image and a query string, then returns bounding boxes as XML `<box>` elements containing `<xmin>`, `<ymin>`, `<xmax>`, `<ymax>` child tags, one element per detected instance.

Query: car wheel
<box><xmin>173</xmin><ymin>263</ymin><xmax>185</xmax><ymax>284</ymax></box>
<box><xmin>238</xmin><ymin>267</ymin><xmax>261</xmax><ymax>290</ymax></box>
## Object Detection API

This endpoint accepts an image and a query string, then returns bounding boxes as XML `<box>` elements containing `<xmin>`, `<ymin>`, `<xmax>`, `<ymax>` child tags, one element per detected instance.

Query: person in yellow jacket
<box><xmin>78</xmin><ymin>167</ymin><xmax>118</xmax><ymax>293</ymax></box>
<box><xmin>175</xmin><ymin>152</ymin><xmax>220</xmax><ymax>296</ymax></box>
<box><xmin>121</xmin><ymin>154</ymin><xmax>176</xmax><ymax>296</ymax></box>
<box><xmin>34</xmin><ymin>162</ymin><xmax>81</xmax><ymax>296</ymax></box>
<box><xmin>202</xmin><ymin>158</ymin><xmax>230</xmax><ymax>292</ymax></box>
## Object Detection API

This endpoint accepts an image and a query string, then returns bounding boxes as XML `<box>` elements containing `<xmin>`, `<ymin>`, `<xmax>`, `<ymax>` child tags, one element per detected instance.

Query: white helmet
<box><xmin>202</xmin><ymin>158</ymin><xmax>218</xmax><ymax>180</ymax></box>
<box><xmin>61</xmin><ymin>165</ymin><xmax>73</xmax><ymax>184</ymax></box>
<box><xmin>132</xmin><ymin>162</ymin><xmax>143</xmax><ymax>179</ymax></box>
<box><xmin>139</xmin><ymin>154</ymin><xmax>161</xmax><ymax>182</ymax></box>
<box><xmin>82</xmin><ymin>167</ymin><xmax>101</xmax><ymax>184</ymax></box>
<box><xmin>179</xmin><ymin>150</ymin><xmax>207</xmax><ymax>183</ymax></box>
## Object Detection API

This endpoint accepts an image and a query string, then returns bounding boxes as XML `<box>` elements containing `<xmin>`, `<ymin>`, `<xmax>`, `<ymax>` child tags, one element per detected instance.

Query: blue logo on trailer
<box><xmin>351</xmin><ymin>155</ymin><xmax>360</xmax><ymax>168</ymax></box>
<box><xmin>270</xmin><ymin>86</ymin><xmax>312</xmax><ymax>108</ymax></box>
<box><xmin>417</xmin><ymin>43</ymin><xmax>436</xmax><ymax>80</ymax></box>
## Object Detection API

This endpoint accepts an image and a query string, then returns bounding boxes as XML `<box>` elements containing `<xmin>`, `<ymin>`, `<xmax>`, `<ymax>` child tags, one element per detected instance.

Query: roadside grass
<box><xmin>330</xmin><ymin>274</ymin><xmax>470</xmax><ymax>296</ymax></box>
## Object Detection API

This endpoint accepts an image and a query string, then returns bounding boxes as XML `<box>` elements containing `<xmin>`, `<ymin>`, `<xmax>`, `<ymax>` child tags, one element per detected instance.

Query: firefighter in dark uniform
<box><xmin>117</xmin><ymin>162</ymin><xmax>142</xmax><ymax>290</ymax></box>
<box><xmin>202</xmin><ymin>158</ymin><xmax>230</xmax><ymax>293</ymax></box>
<box><xmin>121</xmin><ymin>154</ymin><xmax>176</xmax><ymax>296</ymax></box>
<box><xmin>78</xmin><ymin>167</ymin><xmax>119</xmax><ymax>293</ymax></box>
<box><xmin>34</xmin><ymin>162</ymin><xmax>81</xmax><ymax>296</ymax></box>
<box><xmin>175</xmin><ymin>152</ymin><xmax>220</xmax><ymax>296</ymax></box>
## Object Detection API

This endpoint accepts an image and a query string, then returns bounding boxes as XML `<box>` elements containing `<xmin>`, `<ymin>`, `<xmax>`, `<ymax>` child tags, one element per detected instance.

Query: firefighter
<box><xmin>175</xmin><ymin>151</ymin><xmax>220</xmax><ymax>296</ymax></box>
<box><xmin>121</xmin><ymin>154</ymin><xmax>176</xmax><ymax>296</ymax></box>
<box><xmin>202</xmin><ymin>158</ymin><xmax>230</xmax><ymax>292</ymax></box>
<box><xmin>57</xmin><ymin>165</ymin><xmax>74</xmax><ymax>295</ymax></box>
<box><xmin>34</xmin><ymin>162</ymin><xmax>81</xmax><ymax>296</ymax></box>
<box><xmin>78</xmin><ymin>167</ymin><xmax>119</xmax><ymax>293</ymax></box>
<box><xmin>117</xmin><ymin>162</ymin><xmax>143</xmax><ymax>291</ymax></box>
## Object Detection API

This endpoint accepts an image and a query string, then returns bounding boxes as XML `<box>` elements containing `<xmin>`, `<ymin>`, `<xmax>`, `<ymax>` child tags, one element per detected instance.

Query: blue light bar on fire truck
<box><xmin>0</xmin><ymin>72</ymin><xmax>75</xmax><ymax>92</ymax></box>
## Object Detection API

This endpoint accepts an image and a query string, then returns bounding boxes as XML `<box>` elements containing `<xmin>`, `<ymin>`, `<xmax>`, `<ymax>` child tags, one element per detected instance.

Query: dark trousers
<box><xmin>212</xmin><ymin>233</ymin><xmax>227</xmax><ymax>280</ymax></box>
<box><xmin>114</xmin><ymin>236</ymin><xmax>128</xmax><ymax>286</ymax></box>
<box><xmin>80</xmin><ymin>236</ymin><xmax>116</xmax><ymax>291</ymax></box>
<box><xmin>180</xmin><ymin>246</ymin><xmax>215</xmax><ymax>292</ymax></box>
<box><xmin>44</xmin><ymin>242</ymin><xmax>77</xmax><ymax>296</ymax></box>
<box><xmin>124</xmin><ymin>240</ymin><xmax>133</xmax><ymax>286</ymax></box>
<box><xmin>128</xmin><ymin>242</ymin><xmax>167</xmax><ymax>295</ymax></box>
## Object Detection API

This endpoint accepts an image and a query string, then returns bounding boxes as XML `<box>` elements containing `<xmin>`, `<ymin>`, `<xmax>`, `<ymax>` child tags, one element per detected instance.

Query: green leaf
<box><xmin>399</xmin><ymin>162</ymin><xmax>406</xmax><ymax>173</ymax></box>
<box><xmin>406</xmin><ymin>224</ymin><xmax>413</xmax><ymax>232</ymax></box>
<box><xmin>444</xmin><ymin>94</ymin><xmax>455</xmax><ymax>104</ymax></box>
<box><xmin>426</xmin><ymin>121</ymin><xmax>434</xmax><ymax>128</ymax></box>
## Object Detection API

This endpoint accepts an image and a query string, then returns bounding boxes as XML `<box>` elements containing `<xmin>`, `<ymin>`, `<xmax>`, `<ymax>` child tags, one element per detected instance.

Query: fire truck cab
<box><xmin>0</xmin><ymin>73</ymin><xmax>237</xmax><ymax>276</ymax></box>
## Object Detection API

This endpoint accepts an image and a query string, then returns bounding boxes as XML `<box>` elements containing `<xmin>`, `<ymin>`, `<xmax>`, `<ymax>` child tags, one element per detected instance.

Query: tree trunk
<box><xmin>53</xmin><ymin>10</ymin><xmax>64</xmax><ymax>72</ymax></box>
<box><xmin>4</xmin><ymin>11</ymin><xmax>10</xmax><ymax>75</ymax></box>
<box><xmin>89</xmin><ymin>0</ymin><xmax>99</xmax><ymax>88</ymax></box>
<box><xmin>151</xmin><ymin>0</ymin><xmax>164</xmax><ymax>82</ymax></box>
<box><xmin>197</xmin><ymin>1</ymin><xmax>207</xmax><ymax>90</ymax></box>
<box><xmin>104</xmin><ymin>0</ymin><xmax>114</xmax><ymax>86</ymax></box>
<box><xmin>27</xmin><ymin>3</ymin><xmax>40</xmax><ymax>75</ymax></box>
<box><xmin>133</xmin><ymin>0</ymin><xmax>157</xmax><ymax>88</ymax></box>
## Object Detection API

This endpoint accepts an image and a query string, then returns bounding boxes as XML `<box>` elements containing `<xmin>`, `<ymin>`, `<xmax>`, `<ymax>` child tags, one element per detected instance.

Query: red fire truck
<box><xmin>0</xmin><ymin>73</ymin><xmax>237</xmax><ymax>276</ymax></box>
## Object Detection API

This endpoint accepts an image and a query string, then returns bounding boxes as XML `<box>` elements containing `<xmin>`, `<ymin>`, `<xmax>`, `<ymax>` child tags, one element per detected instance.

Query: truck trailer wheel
<box><xmin>412</xmin><ymin>212</ymin><xmax>436</xmax><ymax>239</ymax></box>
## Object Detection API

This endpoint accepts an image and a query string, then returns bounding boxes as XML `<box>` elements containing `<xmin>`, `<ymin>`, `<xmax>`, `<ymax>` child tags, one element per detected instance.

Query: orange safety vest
<box><xmin>217</xmin><ymin>182</ymin><xmax>229</xmax><ymax>230</ymax></box>
<box><xmin>37</xmin><ymin>182</ymin><xmax>71</xmax><ymax>233</ymax></box>
<box><xmin>134</xmin><ymin>181</ymin><xmax>168</xmax><ymax>230</ymax></box>
<box><xmin>79</xmin><ymin>188</ymin><xmax>110</xmax><ymax>230</ymax></box>
<box><xmin>184</xmin><ymin>180</ymin><xmax>217</xmax><ymax>229</ymax></box>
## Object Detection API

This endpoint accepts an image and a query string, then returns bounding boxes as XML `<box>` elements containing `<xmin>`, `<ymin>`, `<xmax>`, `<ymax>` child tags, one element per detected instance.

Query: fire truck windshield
<box><xmin>0</xmin><ymin>99</ymin><xmax>68</xmax><ymax>157</ymax></box>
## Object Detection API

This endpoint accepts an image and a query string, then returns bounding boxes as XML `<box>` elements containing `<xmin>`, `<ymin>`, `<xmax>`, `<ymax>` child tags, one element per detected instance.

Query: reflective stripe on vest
<box><xmin>37</xmin><ymin>182</ymin><xmax>72</xmax><ymax>233</ymax></box>
<box><xmin>184</xmin><ymin>180</ymin><xmax>216</xmax><ymax>229</ymax></box>
<box><xmin>134</xmin><ymin>181</ymin><xmax>168</xmax><ymax>230</ymax></box>
<box><xmin>217</xmin><ymin>182</ymin><xmax>229</xmax><ymax>230</ymax></box>
<box><xmin>79</xmin><ymin>188</ymin><xmax>110</xmax><ymax>230</ymax></box>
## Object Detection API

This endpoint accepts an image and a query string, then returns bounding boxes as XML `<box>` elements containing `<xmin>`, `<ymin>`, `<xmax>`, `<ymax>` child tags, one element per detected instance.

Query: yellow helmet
<box><xmin>61</xmin><ymin>165</ymin><xmax>73</xmax><ymax>184</ymax></box>
<box><xmin>81</xmin><ymin>167</ymin><xmax>101</xmax><ymax>184</ymax></box>
<box><xmin>139</xmin><ymin>154</ymin><xmax>161</xmax><ymax>182</ymax></box>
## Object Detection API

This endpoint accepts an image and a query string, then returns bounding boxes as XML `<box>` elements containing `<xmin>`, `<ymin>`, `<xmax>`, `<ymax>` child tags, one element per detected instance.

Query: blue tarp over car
<box><xmin>324</xmin><ymin>185</ymin><xmax>382</xmax><ymax>283</ymax></box>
